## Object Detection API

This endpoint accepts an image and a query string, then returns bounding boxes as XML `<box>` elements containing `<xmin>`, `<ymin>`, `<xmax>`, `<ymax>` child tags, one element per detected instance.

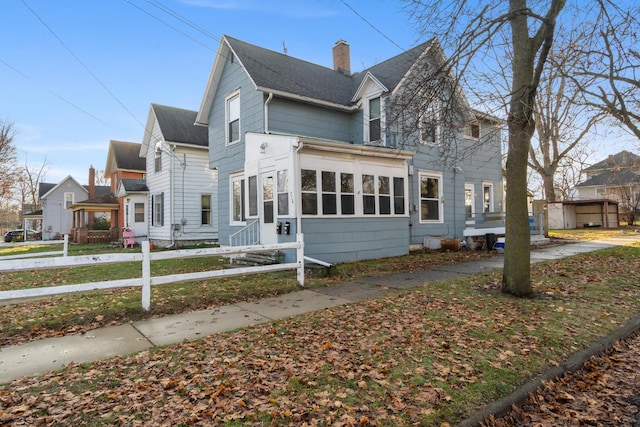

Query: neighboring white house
<box><xmin>116</xmin><ymin>178</ymin><xmax>149</xmax><ymax>241</ymax></box>
<box><xmin>39</xmin><ymin>175</ymin><xmax>110</xmax><ymax>240</ymax></box>
<box><xmin>140</xmin><ymin>103</ymin><xmax>219</xmax><ymax>246</ymax></box>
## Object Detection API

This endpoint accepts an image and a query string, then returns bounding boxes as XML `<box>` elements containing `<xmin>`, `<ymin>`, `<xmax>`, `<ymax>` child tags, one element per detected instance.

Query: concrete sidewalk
<box><xmin>1</xmin><ymin>235</ymin><xmax>638</xmax><ymax>384</ymax></box>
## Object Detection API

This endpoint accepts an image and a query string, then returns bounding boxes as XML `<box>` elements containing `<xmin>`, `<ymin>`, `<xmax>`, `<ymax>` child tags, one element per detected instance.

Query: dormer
<box><xmin>352</xmin><ymin>72</ymin><xmax>388</xmax><ymax>146</ymax></box>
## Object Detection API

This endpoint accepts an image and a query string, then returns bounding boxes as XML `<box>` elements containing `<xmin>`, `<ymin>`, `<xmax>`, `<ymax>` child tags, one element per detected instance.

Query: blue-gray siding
<box><xmin>269</xmin><ymin>98</ymin><xmax>353</xmax><ymax>142</ymax></box>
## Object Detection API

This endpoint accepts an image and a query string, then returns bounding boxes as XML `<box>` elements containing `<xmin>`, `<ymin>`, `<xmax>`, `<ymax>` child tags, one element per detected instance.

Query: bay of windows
<box><xmin>301</xmin><ymin>168</ymin><xmax>405</xmax><ymax>217</ymax></box>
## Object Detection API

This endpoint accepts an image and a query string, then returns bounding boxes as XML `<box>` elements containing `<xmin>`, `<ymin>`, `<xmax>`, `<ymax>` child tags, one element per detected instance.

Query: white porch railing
<box><xmin>0</xmin><ymin>235</ymin><xmax>69</xmax><ymax>260</ymax></box>
<box><xmin>0</xmin><ymin>237</ymin><xmax>305</xmax><ymax>311</ymax></box>
<box><xmin>229</xmin><ymin>219</ymin><xmax>260</xmax><ymax>246</ymax></box>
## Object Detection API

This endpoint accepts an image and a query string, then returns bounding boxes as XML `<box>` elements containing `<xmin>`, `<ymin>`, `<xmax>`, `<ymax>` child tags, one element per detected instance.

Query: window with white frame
<box><xmin>340</xmin><ymin>173</ymin><xmax>355</xmax><ymax>215</ymax></box>
<box><xmin>154</xmin><ymin>150</ymin><xmax>162</xmax><ymax>172</ymax></box>
<box><xmin>134</xmin><ymin>203</ymin><xmax>145</xmax><ymax>223</ymax></box>
<box><xmin>300</xmin><ymin>164</ymin><xmax>406</xmax><ymax>217</ymax></box>
<box><xmin>152</xmin><ymin>193</ymin><xmax>164</xmax><ymax>226</ymax></box>
<box><xmin>419</xmin><ymin>172</ymin><xmax>443</xmax><ymax>222</ymax></box>
<box><xmin>248</xmin><ymin>175</ymin><xmax>258</xmax><ymax>217</ymax></box>
<box><xmin>64</xmin><ymin>192</ymin><xmax>74</xmax><ymax>209</ymax></box>
<box><xmin>419</xmin><ymin>104</ymin><xmax>440</xmax><ymax>145</ymax></box>
<box><xmin>362</xmin><ymin>174</ymin><xmax>376</xmax><ymax>215</ymax></box>
<box><xmin>201</xmin><ymin>195</ymin><xmax>211</xmax><ymax>225</ymax></box>
<box><xmin>483</xmin><ymin>183</ymin><xmax>494</xmax><ymax>213</ymax></box>
<box><xmin>226</xmin><ymin>91</ymin><xmax>240</xmax><ymax>145</ymax></box>
<box><xmin>301</xmin><ymin>169</ymin><xmax>317</xmax><ymax>215</ymax></box>
<box><xmin>368</xmin><ymin>97</ymin><xmax>381</xmax><ymax>142</ymax></box>
<box><xmin>379</xmin><ymin>176</ymin><xmax>391</xmax><ymax>215</ymax></box>
<box><xmin>322</xmin><ymin>171</ymin><xmax>337</xmax><ymax>215</ymax></box>
<box><xmin>393</xmin><ymin>177</ymin><xmax>405</xmax><ymax>215</ymax></box>
<box><xmin>277</xmin><ymin>170</ymin><xmax>289</xmax><ymax>216</ymax></box>
<box><xmin>230</xmin><ymin>174</ymin><xmax>245</xmax><ymax>223</ymax></box>
<box><xmin>464</xmin><ymin>121</ymin><xmax>481</xmax><ymax>139</ymax></box>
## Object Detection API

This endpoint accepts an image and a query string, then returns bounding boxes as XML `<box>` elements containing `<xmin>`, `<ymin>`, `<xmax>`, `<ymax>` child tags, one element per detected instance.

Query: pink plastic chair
<box><xmin>123</xmin><ymin>230</ymin><xmax>135</xmax><ymax>248</ymax></box>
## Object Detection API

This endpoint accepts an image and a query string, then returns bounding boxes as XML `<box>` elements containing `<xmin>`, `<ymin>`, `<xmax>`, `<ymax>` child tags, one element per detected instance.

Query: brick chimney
<box><xmin>333</xmin><ymin>39</ymin><xmax>350</xmax><ymax>74</ymax></box>
<box><xmin>88</xmin><ymin>166</ymin><xmax>96</xmax><ymax>199</ymax></box>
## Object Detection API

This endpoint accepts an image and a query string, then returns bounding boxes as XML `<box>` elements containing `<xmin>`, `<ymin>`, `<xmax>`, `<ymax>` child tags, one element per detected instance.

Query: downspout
<box><xmin>170</xmin><ymin>144</ymin><xmax>175</xmax><ymax>247</ymax></box>
<box><xmin>264</xmin><ymin>92</ymin><xmax>274</xmax><ymax>134</ymax></box>
<box><xmin>294</xmin><ymin>140</ymin><xmax>303</xmax><ymax>239</ymax></box>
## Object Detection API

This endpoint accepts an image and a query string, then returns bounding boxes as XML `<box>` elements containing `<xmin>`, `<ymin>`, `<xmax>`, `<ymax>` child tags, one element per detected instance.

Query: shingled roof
<box><xmin>151</xmin><ymin>104</ymin><xmax>208</xmax><ymax>147</ymax></box>
<box><xmin>224</xmin><ymin>35</ymin><xmax>434</xmax><ymax>108</ymax></box>
<box><xmin>584</xmin><ymin>150</ymin><xmax>640</xmax><ymax>172</ymax></box>
<box><xmin>197</xmin><ymin>35</ymin><xmax>437</xmax><ymax>123</ymax></box>
<box><xmin>576</xmin><ymin>170</ymin><xmax>640</xmax><ymax>187</ymax></box>
<box><xmin>108</xmin><ymin>140</ymin><xmax>146</xmax><ymax>172</ymax></box>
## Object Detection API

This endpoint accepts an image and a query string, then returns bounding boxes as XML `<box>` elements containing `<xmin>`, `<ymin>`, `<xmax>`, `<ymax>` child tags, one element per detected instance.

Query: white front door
<box><xmin>260</xmin><ymin>172</ymin><xmax>277</xmax><ymax>244</ymax></box>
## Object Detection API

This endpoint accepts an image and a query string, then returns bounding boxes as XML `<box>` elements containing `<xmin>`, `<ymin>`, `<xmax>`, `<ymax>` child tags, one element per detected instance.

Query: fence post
<box><xmin>296</xmin><ymin>233</ymin><xmax>304</xmax><ymax>287</ymax></box>
<box><xmin>141</xmin><ymin>241</ymin><xmax>151</xmax><ymax>310</ymax></box>
<box><xmin>63</xmin><ymin>234</ymin><xmax>69</xmax><ymax>257</ymax></box>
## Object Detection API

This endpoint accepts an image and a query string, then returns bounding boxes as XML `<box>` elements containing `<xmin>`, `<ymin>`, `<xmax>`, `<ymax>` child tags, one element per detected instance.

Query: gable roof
<box><xmin>584</xmin><ymin>150</ymin><xmax>640</xmax><ymax>172</ymax></box>
<box><xmin>197</xmin><ymin>35</ymin><xmax>437</xmax><ymax>124</ymax></box>
<box><xmin>120</xmin><ymin>178</ymin><xmax>148</xmax><ymax>192</ymax></box>
<box><xmin>151</xmin><ymin>104</ymin><xmax>208</xmax><ymax>147</ymax></box>
<box><xmin>105</xmin><ymin>140</ymin><xmax>146</xmax><ymax>174</ymax></box>
<box><xmin>576</xmin><ymin>169</ymin><xmax>640</xmax><ymax>187</ymax></box>
<box><xmin>39</xmin><ymin>176</ymin><xmax>87</xmax><ymax>200</ymax></box>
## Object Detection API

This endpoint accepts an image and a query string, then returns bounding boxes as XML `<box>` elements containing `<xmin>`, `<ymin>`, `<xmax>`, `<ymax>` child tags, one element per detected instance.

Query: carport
<box><xmin>547</xmin><ymin>199</ymin><xmax>619</xmax><ymax>229</ymax></box>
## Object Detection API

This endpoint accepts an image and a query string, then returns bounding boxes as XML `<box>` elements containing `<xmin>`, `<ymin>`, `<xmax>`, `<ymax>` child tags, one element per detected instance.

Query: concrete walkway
<box><xmin>2</xmin><ymin>234</ymin><xmax>639</xmax><ymax>384</ymax></box>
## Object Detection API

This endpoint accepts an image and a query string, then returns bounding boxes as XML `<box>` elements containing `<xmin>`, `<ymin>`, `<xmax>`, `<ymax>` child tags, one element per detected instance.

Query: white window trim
<box><xmin>230</xmin><ymin>172</ymin><xmax>246</xmax><ymax>225</ymax></box>
<box><xmin>419</xmin><ymin>103</ymin><xmax>441</xmax><ymax>146</ymax></box>
<box><xmin>465</xmin><ymin>183</ymin><xmax>475</xmax><ymax>223</ymax></box>
<box><xmin>464</xmin><ymin>121</ymin><xmax>481</xmax><ymax>140</ymax></box>
<box><xmin>226</xmin><ymin>90</ymin><xmax>241</xmax><ymax>146</ymax></box>
<box><xmin>483</xmin><ymin>182</ymin><xmax>494</xmax><ymax>213</ymax></box>
<box><xmin>299</xmin><ymin>164</ymin><xmax>407</xmax><ymax>218</ymax></box>
<box><xmin>363</xmin><ymin>94</ymin><xmax>385</xmax><ymax>145</ymax></box>
<box><xmin>419</xmin><ymin>170</ymin><xmax>444</xmax><ymax>224</ymax></box>
<box><xmin>64</xmin><ymin>192</ymin><xmax>74</xmax><ymax>209</ymax></box>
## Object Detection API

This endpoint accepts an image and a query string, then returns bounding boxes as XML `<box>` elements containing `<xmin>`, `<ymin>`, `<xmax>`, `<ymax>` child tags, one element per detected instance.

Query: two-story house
<box><xmin>140</xmin><ymin>103</ymin><xmax>218</xmax><ymax>247</ymax></box>
<box><xmin>195</xmin><ymin>36</ymin><xmax>503</xmax><ymax>263</ymax></box>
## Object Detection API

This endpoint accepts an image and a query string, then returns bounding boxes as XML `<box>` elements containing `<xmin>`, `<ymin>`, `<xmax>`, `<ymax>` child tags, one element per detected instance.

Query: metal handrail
<box><xmin>229</xmin><ymin>219</ymin><xmax>260</xmax><ymax>246</ymax></box>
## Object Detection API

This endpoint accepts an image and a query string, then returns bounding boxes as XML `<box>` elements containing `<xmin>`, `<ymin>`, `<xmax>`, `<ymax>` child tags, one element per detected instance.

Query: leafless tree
<box><xmin>529</xmin><ymin>40</ymin><xmax>604</xmax><ymax>203</ymax></box>
<box><xmin>403</xmin><ymin>0</ymin><xmax>566</xmax><ymax>296</ymax></box>
<box><xmin>16</xmin><ymin>155</ymin><xmax>50</xmax><ymax>212</ymax></box>
<box><xmin>566</xmin><ymin>1</ymin><xmax>640</xmax><ymax>141</ymax></box>
<box><xmin>0</xmin><ymin>119</ymin><xmax>18</xmax><ymax>207</ymax></box>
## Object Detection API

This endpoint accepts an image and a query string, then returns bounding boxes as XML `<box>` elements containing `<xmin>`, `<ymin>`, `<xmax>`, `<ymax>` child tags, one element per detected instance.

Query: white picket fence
<box><xmin>0</xmin><ymin>237</ymin><xmax>304</xmax><ymax>310</ymax></box>
<box><xmin>0</xmin><ymin>235</ymin><xmax>69</xmax><ymax>260</ymax></box>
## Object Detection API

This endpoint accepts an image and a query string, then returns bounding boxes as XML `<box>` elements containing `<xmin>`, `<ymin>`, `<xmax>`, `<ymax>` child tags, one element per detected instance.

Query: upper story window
<box><xmin>464</xmin><ymin>121</ymin><xmax>481</xmax><ymax>139</ymax></box>
<box><xmin>226</xmin><ymin>91</ymin><xmax>240</xmax><ymax>145</ymax></box>
<box><xmin>64</xmin><ymin>192</ymin><xmax>74</xmax><ymax>209</ymax></box>
<box><xmin>368</xmin><ymin>97</ymin><xmax>381</xmax><ymax>142</ymax></box>
<box><xmin>419</xmin><ymin>104</ymin><xmax>440</xmax><ymax>146</ymax></box>
<box><xmin>154</xmin><ymin>150</ymin><xmax>162</xmax><ymax>172</ymax></box>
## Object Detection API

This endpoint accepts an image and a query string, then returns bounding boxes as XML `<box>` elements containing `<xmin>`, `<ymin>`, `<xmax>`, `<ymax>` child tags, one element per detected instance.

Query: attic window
<box><xmin>368</xmin><ymin>97</ymin><xmax>381</xmax><ymax>142</ymax></box>
<box><xmin>464</xmin><ymin>122</ymin><xmax>481</xmax><ymax>139</ymax></box>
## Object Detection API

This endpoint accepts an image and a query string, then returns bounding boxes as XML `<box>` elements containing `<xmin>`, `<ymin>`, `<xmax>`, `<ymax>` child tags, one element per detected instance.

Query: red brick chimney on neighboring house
<box><xmin>333</xmin><ymin>39</ymin><xmax>351</xmax><ymax>74</ymax></box>
<box><xmin>89</xmin><ymin>166</ymin><xmax>96</xmax><ymax>199</ymax></box>
<box><xmin>88</xmin><ymin>166</ymin><xmax>96</xmax><ymax>229</ymax></box>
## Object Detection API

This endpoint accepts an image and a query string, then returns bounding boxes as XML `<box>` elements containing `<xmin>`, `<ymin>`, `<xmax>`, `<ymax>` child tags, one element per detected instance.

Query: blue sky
<box><xmin>1</xmin><ymin>0</ymin><xmax>632</xmax><ymax>186</ymax></box>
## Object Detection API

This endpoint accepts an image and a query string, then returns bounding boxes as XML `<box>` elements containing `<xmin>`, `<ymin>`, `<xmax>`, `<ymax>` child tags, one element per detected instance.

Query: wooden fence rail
<box><xmin>0</xmin><ymin>235</ymin><xmax>69</xmax><ymax>261</ymax></box>
<box><xmin>0</xmin><ymin>236</ymin><xmax>305</xmax><ymax>310</ymax></box>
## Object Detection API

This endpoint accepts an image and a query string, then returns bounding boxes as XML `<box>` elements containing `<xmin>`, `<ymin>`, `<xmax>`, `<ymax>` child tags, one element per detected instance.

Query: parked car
<box><xmin>3</xmin><ymin>229</ymin><xmax>41</xmax><ymax>242</ymax></box>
